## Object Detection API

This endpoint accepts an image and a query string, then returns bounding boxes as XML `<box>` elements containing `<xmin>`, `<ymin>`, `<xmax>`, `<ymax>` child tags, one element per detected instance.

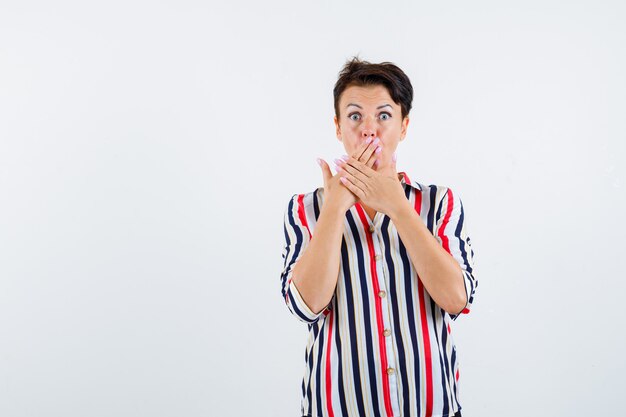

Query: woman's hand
<box><xmin>335</xmin><ymin>148</ymin><xmax>407</xmax><ymax>218</ymax></box>
<box><xmin>317</xmin><ymin>138</ymin><xmax>381</xmax><ymax>213</ymax></box>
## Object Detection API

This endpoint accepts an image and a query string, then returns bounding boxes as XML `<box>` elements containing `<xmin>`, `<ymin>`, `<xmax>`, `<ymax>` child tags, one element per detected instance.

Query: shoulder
<box><xmin>428</xmin><ymin>184</ymin><xmax>469</xmax><ymax>227</ymax></box>
<box><xmin>284</xmin><ymin>187</ymin><xmax>324</xmax><ymax>213</ymax></box>
<box><xmin>419</xmin><ymin>183</ymin><xmax>465</xmax><ymax>221</ymax></box>
<box><xmin>417</xmin><ymin>182</ymin><xmax>454</xmax><ymax>202</ymax></box>
<box><xmin>402</xmin><ymin>174</ymin><xmax>451</xmax><ymax>201</ymax></box>
<box><xmin>283</xmin><ymin>188</ymin><xmax>323</xmax><ymax>234</ymax></box>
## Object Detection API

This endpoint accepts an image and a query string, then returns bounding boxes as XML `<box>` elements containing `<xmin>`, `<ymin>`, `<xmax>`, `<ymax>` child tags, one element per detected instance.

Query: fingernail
<box><xmin>340</xmin><ymin>154</ymin><xmax>349</xmax><ymax>161</ymax></box>
<box><xmin>392</xmin><ymin>152</ymin><xmax>397</xmax><ymax>162</ymax></box>
<box><xmin>375</xmin><ymin>146</ymin><xmax>382</xmax><ymax>154</ymax></box>
<box><xmin>316</xmin><ymin>158</ymin><xmax>322</xmax><ymax>167</ymax></box>
<box><xmin>373</xmin><ymin>137</ymin><xmax>380</xmax><ymax>145</ymax></box>
<box><xmin>365</xmin><ymin>137</ymin><xmax>372</xmax><ymax>144</ymax></box>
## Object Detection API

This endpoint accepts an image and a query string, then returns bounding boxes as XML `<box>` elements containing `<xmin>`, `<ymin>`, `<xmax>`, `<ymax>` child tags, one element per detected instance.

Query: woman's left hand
<box><xmin>336</xmin><ymin>156</ymin><xmax>408</xmax><ymax>218</ymax></box>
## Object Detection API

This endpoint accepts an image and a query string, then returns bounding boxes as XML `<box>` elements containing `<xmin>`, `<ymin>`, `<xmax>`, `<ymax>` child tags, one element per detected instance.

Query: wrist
<box><xmin>388</xmin><ymin>199</ymin><xmax>414</xmax><ymax>222</ymax></box>
<box><xmin>322</xmin><ymin>198</ymin><xmax>350</xmax><ymax>217</ymax></box>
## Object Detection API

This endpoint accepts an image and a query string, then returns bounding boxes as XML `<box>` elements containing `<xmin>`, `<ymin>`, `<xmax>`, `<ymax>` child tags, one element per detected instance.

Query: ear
<box><xmin>334</xmin><ymin>115</ymin><xmax>342</xmax><ymax>141</ymax></box>
<box><xmin>400</xmin><ymin>116</ymin><xmax>409</xmax><ymax>140</ymax></box>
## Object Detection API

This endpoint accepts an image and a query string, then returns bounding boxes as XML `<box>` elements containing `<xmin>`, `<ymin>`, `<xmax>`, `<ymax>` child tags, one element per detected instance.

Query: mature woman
<box><xmin>280</xmin><ymin>57</ymin><xmax>478</xmax><ymax>417</ymax></box>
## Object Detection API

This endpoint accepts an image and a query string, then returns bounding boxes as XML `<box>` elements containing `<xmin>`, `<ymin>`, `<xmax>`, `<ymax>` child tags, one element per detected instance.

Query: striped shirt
<box><xmin>280</xmin><ymin>171</ymin><xmax>478</xmax><ymax>417</ymax></box>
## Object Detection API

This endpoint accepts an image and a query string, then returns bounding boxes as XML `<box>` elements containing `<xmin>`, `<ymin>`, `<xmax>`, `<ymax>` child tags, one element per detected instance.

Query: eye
<box><xmin>348</xmin><ymin>112</ymin><xmax>361</xmax><ymax>121</ymax></box>
<box><xmin>379</xmin><ymin>112</ymin><xmax>392</xmax><ymax>121</ymax></box>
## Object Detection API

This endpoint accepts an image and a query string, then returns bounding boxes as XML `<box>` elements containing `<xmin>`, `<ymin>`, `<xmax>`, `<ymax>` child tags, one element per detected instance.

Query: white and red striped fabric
<box><xmin>280</xmin><ymin>171</ymin><xmax>478</xmax><ymax>417</ymax></box>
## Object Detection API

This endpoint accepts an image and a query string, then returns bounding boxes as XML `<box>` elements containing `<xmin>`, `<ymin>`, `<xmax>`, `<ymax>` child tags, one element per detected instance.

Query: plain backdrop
<box><xmin>1</xmin><ymin>1</ymin><xmax>625</xmax><ymax>416</ymax></box>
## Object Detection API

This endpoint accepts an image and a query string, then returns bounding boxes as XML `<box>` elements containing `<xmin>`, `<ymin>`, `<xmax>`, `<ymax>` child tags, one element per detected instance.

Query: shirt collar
<box><xmin>397</xmin><ymin>171</ymin><xmax>422</xmax><ymax>191</ymax></box>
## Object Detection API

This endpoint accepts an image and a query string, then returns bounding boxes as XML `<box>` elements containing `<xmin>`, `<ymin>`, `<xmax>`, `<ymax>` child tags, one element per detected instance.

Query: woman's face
<box><xmin>334</xmin><ymin>84</ymin><xmax>409</xmax><ymax>172</ymax></box>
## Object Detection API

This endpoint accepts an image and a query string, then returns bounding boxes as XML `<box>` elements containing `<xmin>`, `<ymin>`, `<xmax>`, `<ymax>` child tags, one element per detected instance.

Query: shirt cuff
<box><xmin>288</xmin><ymin>279</ymin><xmax>326</xmax><ymax>323</ymax></box>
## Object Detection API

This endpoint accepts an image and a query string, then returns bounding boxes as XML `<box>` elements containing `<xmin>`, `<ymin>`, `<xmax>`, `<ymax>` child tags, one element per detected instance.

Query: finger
<box><xmin>371</xmin><ymin>143</ymin><xmax>383</xmax><ymax>169</ymax></box>
<box><xmin>338</xmin><ymin>137</ymin><xmax>378</xmax><ymax>168</ymax></box>
<box><xmin>354</xmin><ymin>142</ymin><xmax>379</xmax><ymax>168</ymax></box>
<box><xmin>317</xmin><ymin>158</ymin><xmax>332</xmax><ymax>185</ymax></box>
<box><xmin>339</xmin><ymin>175</ymin><xmax>365</xmax><ymax>201</ymax></box>
<box><xmin>356</xmin><ymin>137</ymin><xmax>382</xmax><ymax>163</ymax></box>
<box><xmin>365</xmin><ymin>149</ymin><xmax>378</xmax><ymax>169</ymax></box>
<box><xmin>349</xmin><ymin>136</ymin><xmax>378</xmax><ymax>161</ymax></box>
<box><xmin>346</xmin><ymin>155</ymin><xmax>376</xmax><ymax>178</ymax></box>
<box><xmin>355</xmin><ymin>137</ymin><xmax>374</xmax><ymax>159</ymax></box>
<box><xmin>333</xmin><ymin>157</ymin><xmax>347</xmax><ymax>175</ymax></box>
<box><xmin>340</xmin><ymin>162</ymin><xmax>369</xmax><ymax>188</ymax></box>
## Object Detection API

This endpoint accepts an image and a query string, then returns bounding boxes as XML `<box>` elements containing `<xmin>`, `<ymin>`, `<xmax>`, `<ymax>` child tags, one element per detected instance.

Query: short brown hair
<box><xmin>333</xmin><ymin>56</ymin><xmax>414</xmax><ymax>120</ymax></box>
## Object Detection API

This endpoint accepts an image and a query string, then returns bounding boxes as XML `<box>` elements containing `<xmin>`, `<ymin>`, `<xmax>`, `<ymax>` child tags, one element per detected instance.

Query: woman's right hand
<box><xmin>317</xmin><ymin>137</ymin><xmax>381</xmax><ymax>213</ymax></box>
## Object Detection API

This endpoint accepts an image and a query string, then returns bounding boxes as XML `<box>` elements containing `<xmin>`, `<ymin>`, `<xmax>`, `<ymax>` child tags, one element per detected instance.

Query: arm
<box><xmin>280</xmin><ymin>193</ymin><xmax>346</xmax><ymax>323</ymax></box>
<box><xmin>389</xmin><ymin>187</ymin><xmax>478</xmax><ymax>319</ymax></box>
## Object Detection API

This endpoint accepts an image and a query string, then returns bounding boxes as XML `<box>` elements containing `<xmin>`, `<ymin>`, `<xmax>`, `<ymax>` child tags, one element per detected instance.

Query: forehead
<box><xmin>339</xmin><ymin>84</ymin><xmax>393</xmax><ymax>106</ymax></box>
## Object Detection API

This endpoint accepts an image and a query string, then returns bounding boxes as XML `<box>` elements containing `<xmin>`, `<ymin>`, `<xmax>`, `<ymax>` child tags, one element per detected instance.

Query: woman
<box><xmin>280</xmin><ymin>57</ymin><xmax>478</xmax><ymax>417</ymax></box>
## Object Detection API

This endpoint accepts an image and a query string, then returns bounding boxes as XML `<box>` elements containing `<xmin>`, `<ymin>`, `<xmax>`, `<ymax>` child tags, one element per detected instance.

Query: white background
<box><xmin>1</xmin><ymin>1</ymin><xmax>624</xmax><ymax>416</ymax></box>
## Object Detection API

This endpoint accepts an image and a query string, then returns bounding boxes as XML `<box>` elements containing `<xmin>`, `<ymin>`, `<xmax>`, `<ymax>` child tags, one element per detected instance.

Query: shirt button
<box><xmin>375</xmin><ymin>254</ymin><xmax>382</xmax><ymax>261</ymax></box>
<box><xmin>387</xmin><ymin>367</ymin><xmax>395</xmax><ymax>375</ymax></box>
<box><xmin>383</xmin><ymin>328</ymin><xmax>391</xmax><ymax>337</ymax></box>
<box><xmin>378</xmin><ymin>290</ymin><xmax>386</xmax><ymax>298</ymax></box>
<box><xmin>369</xmin><ymin>226</ymin><xmax>375</xmax><ymax>233</ymax></box>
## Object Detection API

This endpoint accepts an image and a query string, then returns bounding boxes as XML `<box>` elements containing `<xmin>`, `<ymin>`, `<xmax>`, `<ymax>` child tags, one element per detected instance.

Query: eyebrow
<box><xmin>346</xmin><ymin>103</ymin><xmax>393</xmax><ymax>110</ymax></box>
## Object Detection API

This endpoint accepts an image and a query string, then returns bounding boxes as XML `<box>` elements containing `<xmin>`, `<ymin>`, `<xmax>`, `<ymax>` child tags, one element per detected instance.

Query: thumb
<box><xmin>317</xmin><ymin>158</ymin><xmax>332</xmax><ymax>184</ymax></box>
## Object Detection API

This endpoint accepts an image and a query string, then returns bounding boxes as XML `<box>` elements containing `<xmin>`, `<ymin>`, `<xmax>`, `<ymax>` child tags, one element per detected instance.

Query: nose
<box><xmin>361</xmin><ymin>130</ymin><xmax>377</xmax><ymax>141</ymax></box>
<box><xmin>361</xmin><ymin>114</ymin><xmax>378</xmax><ymax>141</ymax></box>
<box><xmin>361</xmin><ymin>124</ymin><xmax>376</xmax><ymax>140</ymax></box>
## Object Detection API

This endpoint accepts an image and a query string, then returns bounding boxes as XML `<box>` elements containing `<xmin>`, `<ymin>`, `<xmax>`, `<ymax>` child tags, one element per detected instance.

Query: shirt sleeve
<box><xmin>280</xmin><ymin>193</ymin><xmax>328</xmax><ymax>324</ymax></box>
<box><xmin>435</xmin><ymin>187</ymin><xmax>478</xmax><ymax>321</ymax></box>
